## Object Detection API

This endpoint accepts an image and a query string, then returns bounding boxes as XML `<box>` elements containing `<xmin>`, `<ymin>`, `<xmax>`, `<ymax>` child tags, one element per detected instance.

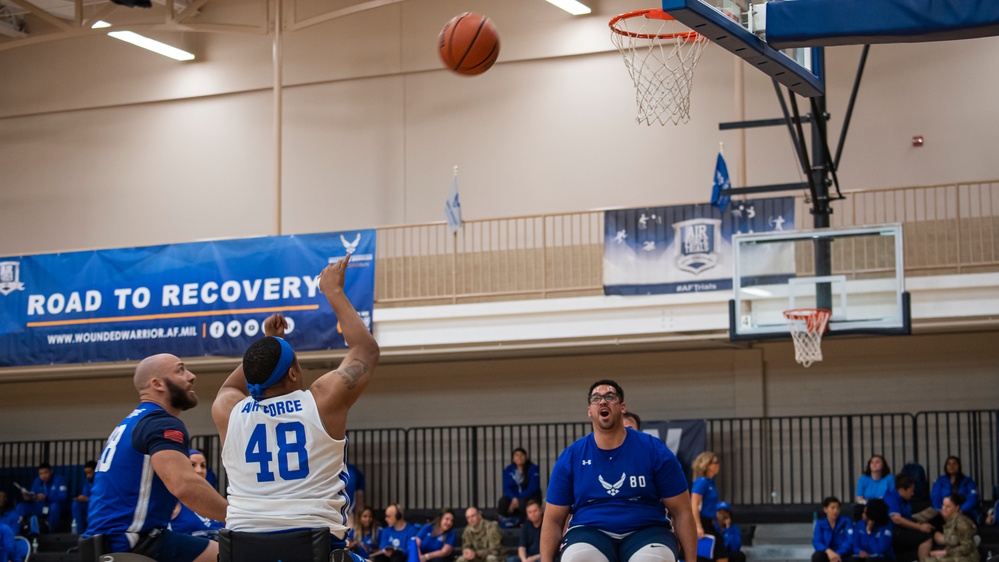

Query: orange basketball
<box><xmin>438</xmin><ymin>13</ymin><xmax>500</xmax><ymax>76</ymax></box>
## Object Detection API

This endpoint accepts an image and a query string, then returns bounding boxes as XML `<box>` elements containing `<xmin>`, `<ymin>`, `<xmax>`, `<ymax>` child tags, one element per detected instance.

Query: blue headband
<box><xmin>246</xmin><ymin>336</ymin><xmax>294</xmax><ymax>400</ymax></box>
<box><xmin>189</xmin><ymin>449</ymin><xmax>202</xmax><ymax>457</ymax></box>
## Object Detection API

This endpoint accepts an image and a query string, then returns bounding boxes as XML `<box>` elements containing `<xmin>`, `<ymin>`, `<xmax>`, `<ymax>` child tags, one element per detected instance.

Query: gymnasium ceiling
<box><xmin>0</xmin><ymin>0</ymin><xmax>399</xmax><ymax>52</ymax></box>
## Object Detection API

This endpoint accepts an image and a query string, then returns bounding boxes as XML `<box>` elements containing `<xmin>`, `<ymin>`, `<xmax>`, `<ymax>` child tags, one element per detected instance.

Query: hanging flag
<box><xmin>711</xmin><ymin>149</ymin><xmax>731</xmax><ymax>211</ymax></box>
<box><xmin>444</xmin><ymin>166</ymin><xmax>463</xmax><ymax>233</ymax></box>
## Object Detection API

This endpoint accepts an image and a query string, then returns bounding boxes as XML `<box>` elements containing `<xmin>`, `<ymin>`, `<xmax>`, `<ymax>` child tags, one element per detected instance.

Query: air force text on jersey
<box><xmin>239</xmin><ymin>398</ymin><xmax>305</xmax><ymax>417</ymax></box>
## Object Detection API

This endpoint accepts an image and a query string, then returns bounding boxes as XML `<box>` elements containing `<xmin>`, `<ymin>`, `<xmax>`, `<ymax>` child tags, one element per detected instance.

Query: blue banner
<box><xmin>0</xmin><ymin>230</ymin><xmax>376</xmax><ymax>367</ymax></box>
<box><xmin>603</xmin><ymin>198</ymin><xmax>794</xmax><ymax>295</ymax></box>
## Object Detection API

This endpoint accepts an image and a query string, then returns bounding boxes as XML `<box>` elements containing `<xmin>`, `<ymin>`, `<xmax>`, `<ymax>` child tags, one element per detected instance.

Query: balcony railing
<box><xmin>376</xmin><ymin>181</ymin><xmax>999</xmax><ymax>307</ymax></box>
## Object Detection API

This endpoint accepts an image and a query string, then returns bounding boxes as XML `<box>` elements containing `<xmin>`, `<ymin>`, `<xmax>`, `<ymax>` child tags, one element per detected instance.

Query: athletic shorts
<box><xmin>561</xmin><ymin>524</ymin><xmax>679</xmax><ymax>562</ymax></box>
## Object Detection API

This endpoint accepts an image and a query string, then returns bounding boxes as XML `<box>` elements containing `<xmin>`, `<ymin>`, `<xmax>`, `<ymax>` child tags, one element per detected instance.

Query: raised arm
<box><xmin>309</xmin><ymin>254</ymin><xmax>380</xmax><ymax>439</ymax></box>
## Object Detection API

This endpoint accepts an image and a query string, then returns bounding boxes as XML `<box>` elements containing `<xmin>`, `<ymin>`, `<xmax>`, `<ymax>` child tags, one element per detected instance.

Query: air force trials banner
<box><xmin>0</xmin><ymin>230</ymin><xmax>375</xmax><ymax>367</ymax></box>
<box><xmin>604</xmin><ymin>198</ymin><xmax>794</xmax><ymax>295</ymax></box>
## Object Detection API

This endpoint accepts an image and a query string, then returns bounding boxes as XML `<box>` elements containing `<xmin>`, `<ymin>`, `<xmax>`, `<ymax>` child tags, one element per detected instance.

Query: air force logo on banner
<box><xmin>599</xmin><ymin>473</ymin><xmax>626</xmax><ymax>496</ymax></box>
<box><xmin>0</xmin><ymin>261</ymin><xmax>25</xmax><ymax>296</ymax></box>
<box><xmin>673</xmin><ymin>219</ymin><xmax>722</xmax><ymax>275</ymax></box>
<box><xmin>340</xmin><ymin>233</ymin><xmax>361</xmax><ymax>254</ymax></box>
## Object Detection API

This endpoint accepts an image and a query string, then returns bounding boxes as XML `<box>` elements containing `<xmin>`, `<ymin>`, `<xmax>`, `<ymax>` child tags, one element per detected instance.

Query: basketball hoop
<box><xmin>784</xmin><ymin>308</ymin><xmax>831</xmax><ymax>368</ymax></box>
<box><xmin>609</xmin><ymin>9</ymin><xmax>708</xmax><ymax>126</ymax></box>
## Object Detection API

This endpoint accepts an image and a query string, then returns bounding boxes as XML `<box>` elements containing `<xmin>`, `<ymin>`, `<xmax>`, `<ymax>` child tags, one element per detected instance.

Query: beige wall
<box><xmin>2</xmin><ymin>331</ymin><xmax>996</xmax><ymax>442</ymax></box>
<box><xmin>2</xmin><ymin>1</ymin><xmax>999</xmax><ymax>255</ymax></box>
<box><xmin>1</xmin><ymin>1</ymin><xmax>997</xmax><ymax>443</ymax></box>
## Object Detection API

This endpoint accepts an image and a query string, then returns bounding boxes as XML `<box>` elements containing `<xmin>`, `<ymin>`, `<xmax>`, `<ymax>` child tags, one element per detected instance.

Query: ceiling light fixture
<box><xmin>544</xmin><ymin>0</ymin><xmax>591</xmax><ymax>16</ymax></box>
<box><xmin>93</xmin><ymin>20</ymin><xmax>194</xmax><ymax>61</ymax></box>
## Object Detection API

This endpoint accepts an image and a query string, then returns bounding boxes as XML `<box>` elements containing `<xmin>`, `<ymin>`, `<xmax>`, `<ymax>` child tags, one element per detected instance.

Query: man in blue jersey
<box><xmin>540</xmin><ymin>380</ymin><xmax>697</xmax><ymax>562</ymax></box>
<box><xmin>84</xmin><ymin>354</ymin><xmax>229</xmax><ymax>562</ymax></box>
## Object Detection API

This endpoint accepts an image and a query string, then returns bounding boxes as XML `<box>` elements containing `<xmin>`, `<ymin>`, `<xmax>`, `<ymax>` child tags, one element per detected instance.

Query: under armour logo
<box><xmin>599</xmin><ymin>473</ymin><xmax>626</xmax><ymax>496</ymax></box>
<box><xmin>582</xmin><ymin>460</ymin><xmax>592</xmax><ymax>465</ymax></box>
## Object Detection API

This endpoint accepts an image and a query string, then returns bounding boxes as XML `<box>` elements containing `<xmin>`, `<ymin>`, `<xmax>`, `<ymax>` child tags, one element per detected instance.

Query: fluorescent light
<box><xmin>93</xmin><ymin>20</ymin><xmax>194</xmax><ymax>61</ymax></box>
<box><xmin>544</xmin><ymin>0</ymin><xmax>591</xmax><ymax>16</ymax></box>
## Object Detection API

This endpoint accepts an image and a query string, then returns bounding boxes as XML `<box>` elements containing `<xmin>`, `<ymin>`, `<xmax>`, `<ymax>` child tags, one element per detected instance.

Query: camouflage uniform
<box><xmin>927</xmin><ymin>513</ymin><xmax>980</xmax><ymax>562</ymax></box>
<box><xmin>460</xmin><ymin>518</ymin><xmax>504</xmax><ymax>562</ymax></box>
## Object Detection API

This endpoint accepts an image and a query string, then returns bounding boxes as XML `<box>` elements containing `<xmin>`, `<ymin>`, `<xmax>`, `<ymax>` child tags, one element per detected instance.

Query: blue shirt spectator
<box><xmin>930</xmin><ymin>457</ymin><xmax>980</xmax><ymax>521</ymax></box>
<box><xmin>416</xmin><ymin>509</ymin><xmax>456</xmax><ymax>562</ymax></box>
<box><xmin>813</xmin><ymin>515</ymin><xmax>854</xmax><ymax>557</ymax></box>
<box><xmin>884</xmin><ymin>487</ymin><xmax>912</xmax><ymax>520</ymax></box>
<box><xmin>856</xmin><ymin>455</ymin><xmax>894</xmax><ymax>503</ymax></box>
<box><xmin>853</xmin><ymin>521</ymin><xmax>894</xmax><ymax>559</ymax></box>
<box><xmin>0</xmin><ymin>522</ymin><xmax>15</xmax><ymax>562</ymax></box>
<box><xmin>15</xmin><ymin>462</ymin><xmax>68</xmax><ymax>532</ymax></box>
<box><xmin>345</xmin><ymin>463</ymin><xmax>366</xmax><ymax>516</ymax></box>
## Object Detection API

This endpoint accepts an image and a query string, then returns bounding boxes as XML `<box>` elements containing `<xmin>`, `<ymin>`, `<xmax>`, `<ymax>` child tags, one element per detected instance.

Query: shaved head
<box><xmin>134</xmin><ymin>353</ymin><xmax>176</xmax><ymax>392</ymax></box>
<box><xmin>133</xmin><ymin>354</ymin><xmax>198</xmax><ymax>412</ymax></box>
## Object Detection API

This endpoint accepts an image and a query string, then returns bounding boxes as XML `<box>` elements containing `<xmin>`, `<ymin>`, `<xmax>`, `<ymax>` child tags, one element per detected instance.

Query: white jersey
<box><xmin>223</xmin><ymin>389</ymin><xmax>349</xmax><ymax>535</ymax></box>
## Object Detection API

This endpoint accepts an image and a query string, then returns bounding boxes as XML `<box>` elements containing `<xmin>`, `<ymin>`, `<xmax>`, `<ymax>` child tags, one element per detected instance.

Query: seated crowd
<box><xmin>1</xmin><ymin>446</ymin><xmax>995</xmax><ymax>562</ymax></box>
<box><xmin>812</xmin><ymin>454</ymin><xmax>994</xmax><ymax>562</ymax></box>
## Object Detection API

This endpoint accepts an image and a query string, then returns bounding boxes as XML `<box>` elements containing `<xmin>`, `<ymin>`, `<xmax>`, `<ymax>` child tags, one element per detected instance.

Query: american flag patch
<box><xmin>163</xmin><ymin>429</ymin><xmax>185</xmax><ymax>444</ymax></box>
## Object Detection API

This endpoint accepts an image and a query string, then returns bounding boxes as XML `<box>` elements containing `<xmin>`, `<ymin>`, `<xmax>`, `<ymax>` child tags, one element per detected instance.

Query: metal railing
<box><xmin>3</xmin><ymin>410</ymin><xmax>994</xmax><ymax>512</ymax></box>
<box><xmin>375</xmin><ymin>181</ymin><xmax>999</xmax><ymax>307</ymax></box>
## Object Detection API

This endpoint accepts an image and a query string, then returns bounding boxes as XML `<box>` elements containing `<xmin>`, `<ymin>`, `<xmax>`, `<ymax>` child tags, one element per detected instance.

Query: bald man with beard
<box><xmin>83</xmin><ymin>354</ymin><xmax>228</xmax><ymax>562</ymax></box>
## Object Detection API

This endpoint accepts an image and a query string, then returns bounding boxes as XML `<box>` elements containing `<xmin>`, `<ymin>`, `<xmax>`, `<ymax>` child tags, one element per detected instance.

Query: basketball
<box><xmin>437</xmin><ymin>12</ymin><xmax>500</xmax><ymax>76</ymax></box>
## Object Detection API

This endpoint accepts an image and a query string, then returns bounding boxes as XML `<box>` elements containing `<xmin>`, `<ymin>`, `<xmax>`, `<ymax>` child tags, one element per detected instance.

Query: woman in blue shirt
<box><xmin>930</xmin><ymin>456</ymin><xmax>980</xmax><ymax>522</ymax></box>
<box><xmin>347</xmin><ymin>506</ymin><xmax>381</xmax><ymax>559</ymax></box>
<box><xmin>415</xmin><ymin>508</ymin><xmax>456</xmax><ymax>562</ymax></box>
<box><xmin>855</xmin><ymin>455</ymin><xmax>895</xmax><ymax>520</ymax></box>
<box><xmin>852</xmin><ymin>499</ymin><xmax>894</xmax><ymax>561</ymax></box>
<box><xmin>498</xmin><ymin>448</ymin><xmax>542</xmax><ymax>522</ymax></box>
<box><xmin>691</xmin><ymin>451</ymin><xmax>729</xmax><ymax>562</ymax></box>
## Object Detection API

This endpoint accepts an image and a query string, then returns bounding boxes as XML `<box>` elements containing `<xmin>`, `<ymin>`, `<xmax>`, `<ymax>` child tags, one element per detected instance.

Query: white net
<box><xmin>609</xmin><ymin>9</ymin><xmax>708</xmax><ymax>126</ymax></box>
<box><xmin>784</xmin><ymin>308</ymin><xmax>831</xmax><ymax>368</ymax></box>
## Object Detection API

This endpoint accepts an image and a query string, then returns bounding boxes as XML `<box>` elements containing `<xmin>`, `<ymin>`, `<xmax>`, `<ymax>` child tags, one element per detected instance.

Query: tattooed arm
<box><xmin>310</xmin><ymin>254</ymin><xmax>380</xmax><ymax>439</ymax></box>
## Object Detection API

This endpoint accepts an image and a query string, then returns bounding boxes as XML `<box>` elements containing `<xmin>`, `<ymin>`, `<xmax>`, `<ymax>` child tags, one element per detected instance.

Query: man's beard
<box><xmin>165</xmin><ymin>378</ymin><xmax>198</xmax><ymax>411</ymax></box>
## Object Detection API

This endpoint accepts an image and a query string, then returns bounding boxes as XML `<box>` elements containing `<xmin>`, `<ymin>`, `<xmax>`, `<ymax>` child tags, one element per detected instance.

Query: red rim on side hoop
<box><xmin>608</xmin><ymin>9</ymin><xmax>703</xmax><ymax>42</ymax></box>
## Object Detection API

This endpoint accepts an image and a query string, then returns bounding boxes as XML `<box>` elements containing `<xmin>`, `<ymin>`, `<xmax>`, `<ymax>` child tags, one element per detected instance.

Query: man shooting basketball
<box><xmin>540</xmin><ymin>380</ymin><xmax>697</xmax><ymax>562</ymax></box>
<box><xmin>212</xmin><ymin>254</ymin><xmax>379</xmax><ymax>556</ymax></box>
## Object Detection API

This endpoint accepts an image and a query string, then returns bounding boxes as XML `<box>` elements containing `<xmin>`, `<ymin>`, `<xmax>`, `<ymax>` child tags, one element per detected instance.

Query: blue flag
<box><xmin>445</xmin><ymin>170</ymin><xmax>463</xmax><ymax>233</ymax></box>
<box><xmin>711</xmin><ymin>149</ymin><xmax>731</xmax><ymax>211</ymax></box>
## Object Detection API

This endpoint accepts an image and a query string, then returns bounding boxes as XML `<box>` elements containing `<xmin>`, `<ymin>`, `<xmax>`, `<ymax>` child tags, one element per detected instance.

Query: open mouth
<box><xmin>598</xmin><ymin>407</ymin><xmax>611</xmax><ymax>419</ymax></box>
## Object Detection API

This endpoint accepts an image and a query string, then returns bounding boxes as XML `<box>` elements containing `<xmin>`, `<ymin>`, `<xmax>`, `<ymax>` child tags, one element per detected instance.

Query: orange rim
<box><xmin>609</xmin><ymin>9</ymin><xmax>703</xmax><ymax>42</ymax></box>
<box><xmin>783</xmin><ymin>308</ymin><xmax>831</xmax><ymax>332</ymax></box>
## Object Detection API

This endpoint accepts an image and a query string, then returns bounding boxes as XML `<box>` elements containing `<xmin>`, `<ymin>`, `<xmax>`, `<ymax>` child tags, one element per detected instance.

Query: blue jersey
<box><xmin>883</xmin><ymin>488</ymin><xmax>911</xmax><ymax>520</ymax></box>
<box><xmin>416</xmin><ymin>525</ymin><xmax>455</xmax><ymax>554</ymax></box>
<box><xmin>349</xmin><ymin>527</ymin><xmax>380</xmax><ymax>558</ymax></box>
<box><xmin>856</xmin><ymin>474</ymin><xmax>895</xmax><ymax>501</ymax></box>
<box><xmin>691</xmin><ymin>477</ymin><xmax>719</xmax><ymax>518</ymax></box>
<box><xmin>853</xmin><ymin>522</ymin><xmax>894</xmax><ymax>559</ymax></box>
<box><xmin>30</xmin><ymin>474</ymin><xmax>68</xmax><ymax>504</ymax></box>
<box><xmin>380</xmin><ymin>523</ymin><xmax>419</xmax><ymax>554</ymax></box>
<box><xmin>546</xmin><ymin>429</ymin><xmax>688</xmax><ymax>534</ymax></box>
<box><xmin>813</xmin><ymin>516</ymin><xmax>854</xmax><ymax>556</ymax></box>
<box><xmin>170</xmin><ymin>503</ymin><xmax>224</xmax><ymax>537</ymax></box>
<box><xmin>85</xmin><ymin>403</ymin><xmax>191</xmax><ymax>550</ymax></box>
<box><xmin>930</xmin><ymin>475</ymin><xmax>980</xmax><ymax>520</ymax></box>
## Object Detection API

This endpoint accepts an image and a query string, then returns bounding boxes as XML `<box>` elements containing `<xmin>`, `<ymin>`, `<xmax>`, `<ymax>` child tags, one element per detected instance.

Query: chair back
<box><xmin>218</xmin><ymin>527</ymin><xmax>331</xmax><ymax>562</ymax></box>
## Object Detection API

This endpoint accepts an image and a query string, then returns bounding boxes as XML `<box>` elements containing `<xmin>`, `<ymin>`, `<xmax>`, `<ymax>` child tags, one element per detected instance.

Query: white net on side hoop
<box><xmin>609</xmin><ymin>9</ymin><xmax>708</xmax><ymax>126</ymax></box>
<box><xmin>784</xmin><ymin>308</ymin><xmax>831</xmax><ymax>368</ymax></box>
